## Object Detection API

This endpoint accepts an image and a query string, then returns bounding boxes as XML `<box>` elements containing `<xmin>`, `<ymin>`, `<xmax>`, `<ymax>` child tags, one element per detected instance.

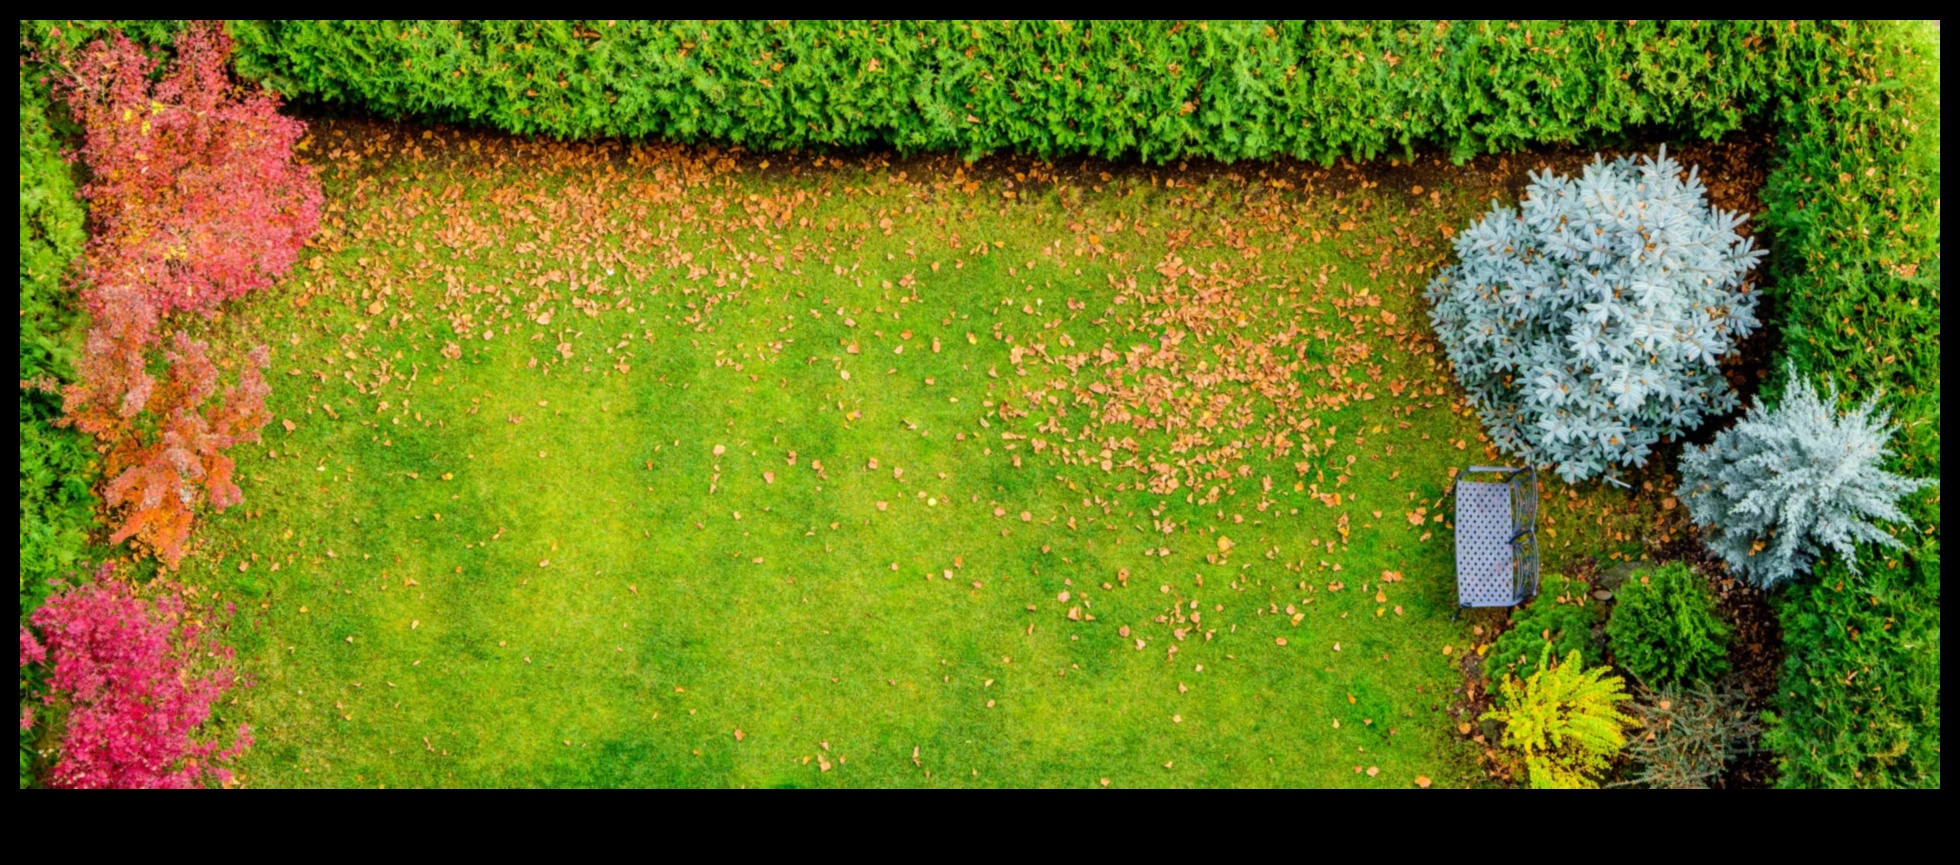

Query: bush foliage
<box><xmin>1426</xmin><ymin>150</ymin><xmax>1762</xmax><ymax>482</ymax></box>
<box><xmin>1483</xmin><ymin>578</ymin><xmax>1603</xmax><ymax>689</ymax></box>
<box><xmin>19</xmin><ymin>566</ymin><xmax>249</xmax><ymax>788</ymax></box>
<box><xmin>18</xmin><ymin>66</ymin><xmax>97</xmax><ymax>616</ymax></box>
<box><xmin>228</xmin><ymin>20</ymin><xmax>1812</xmax><ymax>162</ymax></box>
<box><xmin>1620</xmin><ymin>679</ymin><xmax>1762</xmax><ymax>789</ymax></box>
<box><xmin>1748</xmin><ymin>22</ymin><xmax>1939</xmax><ymax>788</ymax></box>
<box><xmin>1483</xmin><ymin>648</ymin><xmax>1633</xmax><ymax>789</ymax></box>
<box><xmin>59</xmin><ymin>24</ymin><xmax>320</xmax><ymax>319</ymax></box>
<box><xmin>1605</xmin><ymin>561</ymin><xmax>1731</xmax><ymax>687</ymax></box>
<box><xmin>1681</xmin><ymin>368</ymin><xmax>1936</xmax><ymax>589</ymax></box>
<box><xmin>53</xmin><ymin>23</ymin><xmax>315</xmax><ymax>569</ymax></box>
<box><xmin>1764</xmin><ymin>544</ymin><xmax>1941</xmax><ymax>788</ymax></box>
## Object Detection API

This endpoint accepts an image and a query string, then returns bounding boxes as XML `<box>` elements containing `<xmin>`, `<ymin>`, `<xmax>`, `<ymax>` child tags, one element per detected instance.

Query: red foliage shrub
<box><xmin>77</xmin><ymin>336</ymin><xmax>272</xmax><ymax>568</ymax></box>
<box><xmin>19</xmin><ymin>566</ymin><xmax>250</xmax><ymax>789</ymax></box>
<box><xmin>60</xmin><ymin>22</ymin><xmax>321</xmax><ymax>319</ymax></box>
<box><xmin>55</xmin><ymin>21</ymin><xmax>318</xmax><ymax>568</ymax></box>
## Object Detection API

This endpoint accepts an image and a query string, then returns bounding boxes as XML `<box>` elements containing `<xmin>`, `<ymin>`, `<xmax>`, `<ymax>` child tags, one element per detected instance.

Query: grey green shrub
<box><xmin>1424</xmin><ymin>149</ymin><xmax>1763</xmax><ymax>483</ymax></box>
<box><xmin>1679</xmin><ymin>368</ymin><xmax>1936</xmax><ymax>589</ymax></box>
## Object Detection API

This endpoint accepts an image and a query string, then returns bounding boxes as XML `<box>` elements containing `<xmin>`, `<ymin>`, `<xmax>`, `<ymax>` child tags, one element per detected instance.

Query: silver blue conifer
<box><xmin>1426</xmin><ymin>148</ymin><xmax>1764</xmax><ymax>482</ymax></box>
<box><xmin>1678</xmin><ymin>368</ymin><xmax>1936</xmax><ymax>589</ymax></box>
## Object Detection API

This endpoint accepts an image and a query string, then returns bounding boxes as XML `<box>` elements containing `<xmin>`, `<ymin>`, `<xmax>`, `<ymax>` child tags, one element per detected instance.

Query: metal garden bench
<box><xmin>1454</xmin><ymin>466</ymin><xmax>1540</xmax><ymax>618</ymax></box>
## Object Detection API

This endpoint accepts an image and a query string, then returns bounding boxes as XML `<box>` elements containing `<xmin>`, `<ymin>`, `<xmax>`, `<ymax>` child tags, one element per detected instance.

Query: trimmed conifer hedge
<box><xmin>18</xmin><ymin>67</ymin><xmax>97</xmax><ymax>622</ymax></box>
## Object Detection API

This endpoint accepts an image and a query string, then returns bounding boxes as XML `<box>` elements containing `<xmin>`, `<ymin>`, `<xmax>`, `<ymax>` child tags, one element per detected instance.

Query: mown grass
<box><xmin>185</xmin><ymin>121</ymin><xmax>1657</xmax><ymax>787</ymax></box>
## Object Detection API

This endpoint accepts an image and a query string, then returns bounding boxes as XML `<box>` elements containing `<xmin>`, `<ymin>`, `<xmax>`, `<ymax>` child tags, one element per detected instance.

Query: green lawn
<box><xmin>185</xmin><ymin>121</ymin><xmax>1649</xmax><ymax>787</ymax></box>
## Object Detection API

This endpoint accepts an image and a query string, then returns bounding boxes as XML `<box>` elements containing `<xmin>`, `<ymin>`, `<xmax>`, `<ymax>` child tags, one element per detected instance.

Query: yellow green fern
<box><xmin>1484</xmin><ymin>648</ymin><xmax>1633</xmax><ymax>789</ymax></box>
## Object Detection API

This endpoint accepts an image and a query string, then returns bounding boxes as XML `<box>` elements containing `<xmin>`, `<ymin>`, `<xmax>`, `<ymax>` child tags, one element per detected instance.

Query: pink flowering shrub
<box><xmin>18</xmin><ymin>567</ymin><xmax>250</xmax><ymax>788</ymax></box>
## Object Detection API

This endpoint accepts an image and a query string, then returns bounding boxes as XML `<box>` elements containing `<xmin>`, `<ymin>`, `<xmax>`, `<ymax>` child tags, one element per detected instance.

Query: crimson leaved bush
<box><xmin>61</xmin><ymin>22</ymin><xmax>321</xmax><ymax>318</ymax></box>
<box><xmin>19</xmin><ymin>566</ymin><xmax>250</xmax><ymax>789</ymax></box>
<box><xmin>56</xmin><ymin>22</ymin><xmax>319</xmax><ymax>568</ymax></box>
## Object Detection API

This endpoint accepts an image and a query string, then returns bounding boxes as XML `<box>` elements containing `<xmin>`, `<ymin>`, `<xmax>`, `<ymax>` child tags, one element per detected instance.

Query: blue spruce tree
<box><xmin>1426</xmin><ymin>149</ymin><xmax>1764</xmax><ymax>482</ymax></box>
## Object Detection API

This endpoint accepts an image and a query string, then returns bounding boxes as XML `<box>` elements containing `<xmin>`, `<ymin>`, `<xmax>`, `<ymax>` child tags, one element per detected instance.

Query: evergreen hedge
<box><xmin>229</xmin><ymin>19</ymin><xmax>1797</xmax><ymax>162</ymax></box>
<box><xmin>17</xmin><ymin>66</ymin><xmax>95</xmax><ymax>620</ymax></box>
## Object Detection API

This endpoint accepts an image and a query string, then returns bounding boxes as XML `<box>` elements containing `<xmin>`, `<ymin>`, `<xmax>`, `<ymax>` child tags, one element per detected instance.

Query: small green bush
<box><xmin>1484</xmin><ymin>648</ymin><xmax>1633</xmax><ymax>789</ymax></box>
<box><xmin>1606</xmin><ymin>562</ymin><xmax>1731</xmax><ymax>687</ymax></box>
<box><xmin>1483</xmin><ymin>577</ymin><xmax>1603</xmax><ymax>690</ymax></box>
<box><xmin>1619</xmin><ymin>679</ymin><xmax>1762</xmax><ymax>788</ymax></box>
